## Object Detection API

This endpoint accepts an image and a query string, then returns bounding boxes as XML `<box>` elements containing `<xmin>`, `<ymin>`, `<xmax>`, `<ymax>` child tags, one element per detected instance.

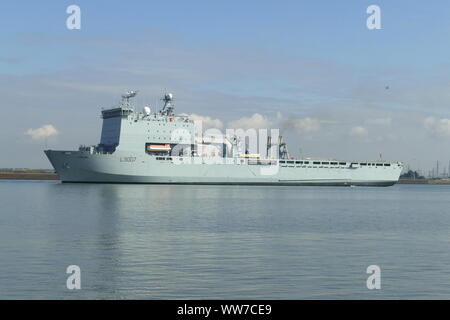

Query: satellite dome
<box><xmin>143</xmin><ymin>106</ymin><xmax>151</xmax><ymax>115</ymax></box>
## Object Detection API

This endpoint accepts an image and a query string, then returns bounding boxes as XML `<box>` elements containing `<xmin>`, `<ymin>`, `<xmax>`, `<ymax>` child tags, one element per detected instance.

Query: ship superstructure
<box><xmin>45</xmin><ymin>91</ymin><xmax>403</xmax><ymax>186</ymax></box>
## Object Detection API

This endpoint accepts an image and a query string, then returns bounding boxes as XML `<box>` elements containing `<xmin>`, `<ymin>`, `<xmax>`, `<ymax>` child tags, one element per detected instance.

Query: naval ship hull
<box><xmin>45</xmin><ymin>150</ymin><xmax>403</xmax><ymax>187</ymax></box>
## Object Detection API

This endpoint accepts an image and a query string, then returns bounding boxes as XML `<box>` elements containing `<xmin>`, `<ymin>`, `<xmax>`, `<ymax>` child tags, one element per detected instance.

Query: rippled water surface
<box><xmin>1</xmin><ymin>181</ymin><xmax>450</xmax><ymax>299</ymax></box>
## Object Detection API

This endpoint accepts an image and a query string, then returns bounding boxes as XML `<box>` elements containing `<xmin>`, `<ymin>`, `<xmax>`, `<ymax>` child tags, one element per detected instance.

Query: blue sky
<box><xmin>2</xmin><ymin>1</ymin><xmax>450</xmax><ymax>173</ymax></box>
<box><xmin>2</xmin><ymin>1</ymin><xmax>449</xmax><ymax>69</ymax></box>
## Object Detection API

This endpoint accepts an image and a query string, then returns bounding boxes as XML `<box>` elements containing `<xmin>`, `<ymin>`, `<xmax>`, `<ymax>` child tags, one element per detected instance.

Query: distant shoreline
<box><xmin>397</xmin><ymin>179</ymin><xmax>450</xmax><ymax>185</ymax></box>
<box><xmin>397</xmin><ymin>179</ymin><xmax>429</xmax><ymax>184</ymax></box>
<box><xmin>0</xmin><ymin>170</ymin><xmax>59</xmax><ymax>180</ymax></box>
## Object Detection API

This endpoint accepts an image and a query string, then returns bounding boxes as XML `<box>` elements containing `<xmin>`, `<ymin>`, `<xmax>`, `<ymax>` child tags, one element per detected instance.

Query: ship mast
<box><xmin>278</xmin><ymin>136</ymin><xmax>290</xmax><ymax>159</ymax></box>
<box><xmin>160</xmin><ymin>93</ymin><xmax>175</xmax><ymax>116</ymax></box>
<box><xmin>121</xmin><ymin>90</ymin><xmax>138</xmax><ymax>109</ymax></box>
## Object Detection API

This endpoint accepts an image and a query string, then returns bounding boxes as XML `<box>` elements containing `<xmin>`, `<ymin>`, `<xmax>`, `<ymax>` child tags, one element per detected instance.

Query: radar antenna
<box><xmin>160</xmin><ymin>93</ymin><xmax>175</xmax><ymax>116</ymax></box>
<box><xmin>278</xmin><ymin>136</ymin><xmax>290</xmax><ymax>159</ymax></box>
<box><xmin>121</xmin><ymin>90</ymin><xmax>138</xmax><ymax>107</ymax></box>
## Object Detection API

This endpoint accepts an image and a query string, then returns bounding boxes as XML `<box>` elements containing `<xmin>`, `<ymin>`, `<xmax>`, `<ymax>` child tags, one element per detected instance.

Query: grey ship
<box><xmin>45</xmin><ymin>91</ymin><xmax>403</xmax><ymax>186</ymax></box>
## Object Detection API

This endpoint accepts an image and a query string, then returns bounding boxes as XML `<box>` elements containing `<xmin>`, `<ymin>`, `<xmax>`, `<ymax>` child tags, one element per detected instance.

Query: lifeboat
<box><xmin>238</xmin><ymin>153</ymin><xmax>260</xmax><ymax>158</ymax></box>
<box><xmin>147</xmin><ymin>144</ymin><xmax>171</xmax><ymax>151</ymax></box>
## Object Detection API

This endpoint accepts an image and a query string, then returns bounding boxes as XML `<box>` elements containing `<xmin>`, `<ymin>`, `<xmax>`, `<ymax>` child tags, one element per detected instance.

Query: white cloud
<box><xmin>350</xmin><ymin>126</ymin><xmax>368</xmax><ymax>136</ymax></box>
<box><xmin>226</xmin><ymin>113</ymin><xmax>321</xmax><ymax>134</ymax></box>
<box><xmin>182</xmin><ymin>113</ymin><xmax>223</xmax><ymax>129</ymax></box>
<box><xmin>228</xmin><ymin>113</ymin><xmax>272</xmax><ymax>130</ymax></box>
<box><xmin>25</xmin><ymin>124</ymin><xmax>59</xmax><ymax>141</ymax></box>
<box><xmin>283</xmin><ymin>117</ymin><xmax>321</xmax><ymax>133</ymax></box>
<box><xmin>424</xmin><ymin>116</ymin><xmax>450</xmax><ymax>136</ymax></box>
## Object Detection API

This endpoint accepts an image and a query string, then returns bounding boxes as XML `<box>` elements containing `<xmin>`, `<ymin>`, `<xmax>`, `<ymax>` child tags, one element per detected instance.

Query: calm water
<box><xmin>1</xmin><ymin>181</ymin><xmax>450</xmax><ymax>299</ymax></box>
